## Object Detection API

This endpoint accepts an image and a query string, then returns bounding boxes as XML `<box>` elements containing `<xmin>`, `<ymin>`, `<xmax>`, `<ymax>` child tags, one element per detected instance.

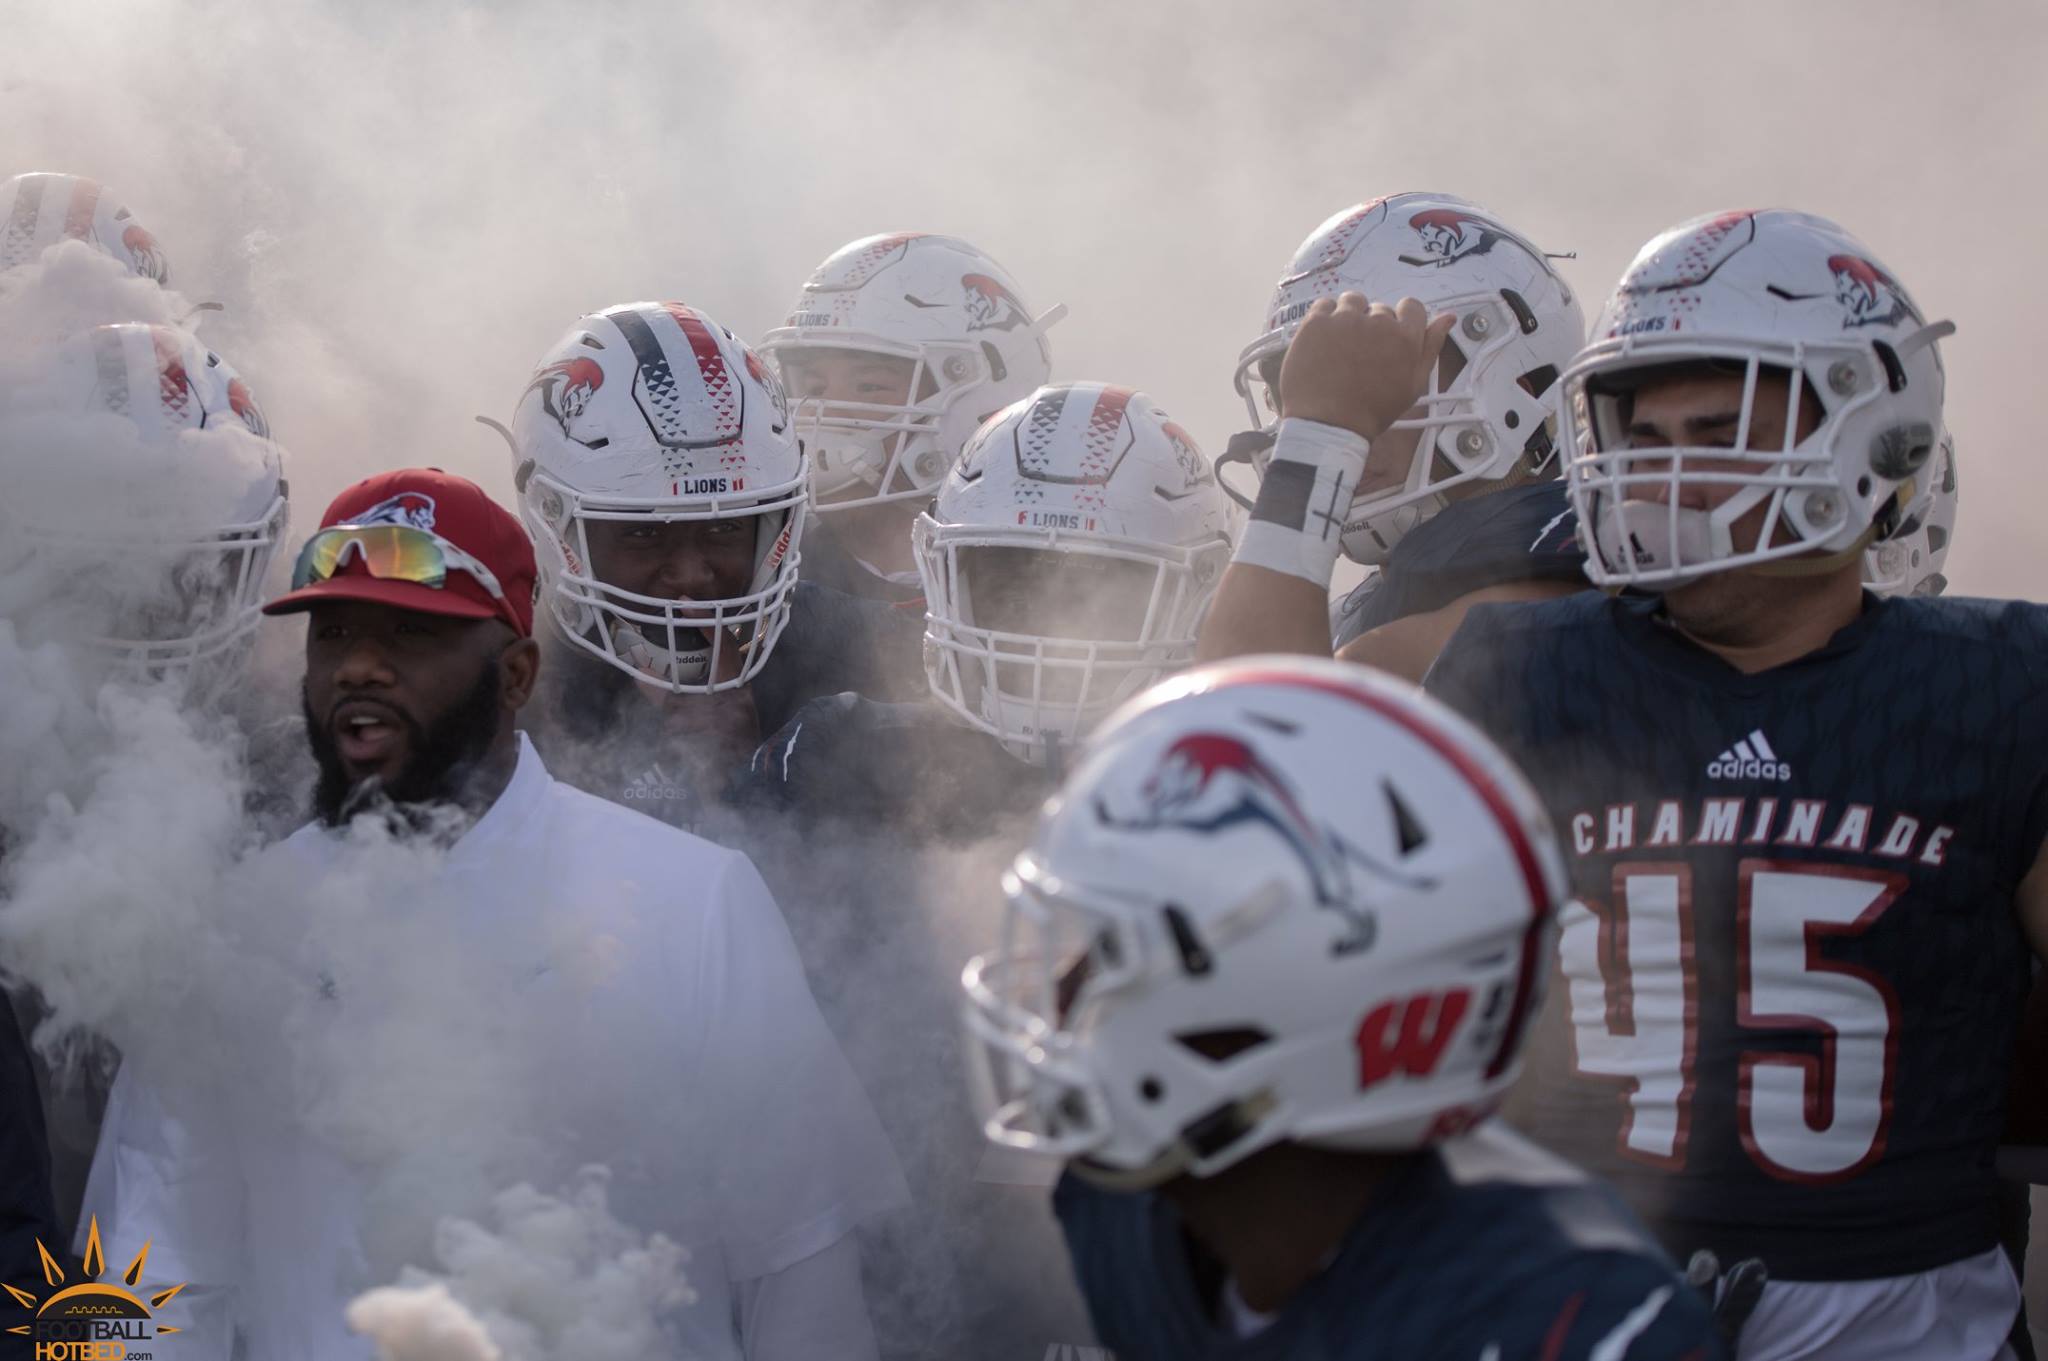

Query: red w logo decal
<box><xmin>1355</xmin><ymin>988</ymin><xmax>1470</xmax><ymax>1089</ymax></box>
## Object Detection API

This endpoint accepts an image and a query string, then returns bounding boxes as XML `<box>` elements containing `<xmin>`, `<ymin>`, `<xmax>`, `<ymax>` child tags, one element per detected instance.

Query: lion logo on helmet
<box><xmin>962</xmin><ymin>273</ymin><xmax>1028</xmax><ymax>332</ymax></box>
<box><xmin>120</xmin><ymin>224</ymin><xmax>169</xmax><ymax>284</ymax></box>
<box><xmin>743</xmin><ymin>346</ymin><xmax>790</xmax><ymax>433</ymax></box>
<box><xmin>1828</xmin><ymin>254</ymin><xmax>1921</xmax><ymax>331</ymax></box>
<box><xmin>1402</xmin><ymin>208</ymin><xmax>1527</xmax><ymax>269</ymax></box>
<box><xmin>226</xmin><ymin>376</ymin><xmax>270</xmax><ymax>439</ymax></box>
<box><xmin>525</xmin><ymin>356</ymin><xmax>607</xmax><ymax>444</ymax></box>
<box><xmin>1095</xmin><ymin>731</ymin><xmax>1378</xmax><ymax>954</ymax></box>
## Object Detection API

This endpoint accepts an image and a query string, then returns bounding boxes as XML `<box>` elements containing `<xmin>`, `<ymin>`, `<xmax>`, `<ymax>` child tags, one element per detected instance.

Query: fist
<box><xmin>1277</xmin><ymin>292</ymin><xmax>1456</xmax><ymax>442</ymax></box>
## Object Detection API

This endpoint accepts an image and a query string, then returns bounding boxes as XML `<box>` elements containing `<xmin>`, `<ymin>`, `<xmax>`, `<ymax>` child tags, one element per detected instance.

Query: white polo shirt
<box><xmin>80</xmin><ymin>733</ymin><xmax>906</xmax><ymax>1359</ymax></box>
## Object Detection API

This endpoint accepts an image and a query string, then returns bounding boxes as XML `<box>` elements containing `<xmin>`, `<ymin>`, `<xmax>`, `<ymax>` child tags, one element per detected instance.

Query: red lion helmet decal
<box><xmin>225</xmin><ymin>376</ymin><xmax>269</xmax><ymax>438</ymax></box>
<box><xmin>524</xmin><ymin>356</ymin><xmax>607</xmax><ymax>444</ymax></box>
<box><xmin>1097</xmin><ymin>731</ymin><xmax>1376</xmax><ymax>954</ymax></box>
<box><xmin>1827</xmin><ymin>253</ymin><xmax>1922</xmax><ymax>330</ymax></box>
<box><xmin>962</xmin><ymin>272</ymin><xmax>1028</xmax><ymax>332</ymax></box>
<box><xmin>120</xmin><ymin>223</ymin><xmax>169</xmax><ymax>285</ymax></box>
<box><xmin>1403</xmin><ymin>208</ymin><xmax>1534</xmax><ymax>270</ymax></box>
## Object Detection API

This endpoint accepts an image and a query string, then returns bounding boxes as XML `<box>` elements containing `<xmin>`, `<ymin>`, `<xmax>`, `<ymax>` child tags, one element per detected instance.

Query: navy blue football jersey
<box><xmin>0</xmin><ymin>989</ymin><xmax>60</xmax><ymax>1305</ymax></box>
<box><xmin>1426</xmin><ymin>591</ymin><xmax>2048</xmax><ymax>1280</ymax></box>
<box><xmin>728</xmin><ymin>692</ymin><xmax>1054</xmax><ymax>842</ymax></box>
<box><xmin>527</xmin><ymin>581</ymin><xmax>926</xmax><ymax>831</ymax></box>
<box><xmin>797</xmin><ymin>516</ymin><xmax>929</xmax><ymax>607</ymax></box>
<box><xmin>1055</xmin><ymin>1126</ymin><xmax>1722</xmax><ymax>1360</ymax></box>
<box><xmin>1331</xmin><ymin>480</ymin><xmax>1587</xmax><ymax>647</ymax></box>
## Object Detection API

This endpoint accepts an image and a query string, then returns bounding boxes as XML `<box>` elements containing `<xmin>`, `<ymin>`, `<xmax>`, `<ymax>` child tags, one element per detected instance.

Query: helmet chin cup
<box><xmin>610</xmin><ymin>618</ymin><xmax>712</xmax><ymax>687</ymax></box>
<box><xmin>1594</xmin><ymin>500</ymin><xmax>1717</xmax><ymax>589</ymax></box>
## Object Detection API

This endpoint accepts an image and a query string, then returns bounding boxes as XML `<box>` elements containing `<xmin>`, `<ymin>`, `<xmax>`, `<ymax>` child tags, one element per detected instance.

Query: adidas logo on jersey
<box><xmin>1706</xmin><ymin>729</ymin><xmax>1792</xmax><ymax>782</ymax></box>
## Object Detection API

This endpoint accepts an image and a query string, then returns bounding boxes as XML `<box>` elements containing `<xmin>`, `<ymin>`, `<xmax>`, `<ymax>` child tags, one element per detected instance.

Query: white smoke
<box><xmin>5</xmin><ymin>0</ymin><xmax>2047</xmax><ymax>1348</ymax></box>
<box><xmin>347</xmin><ymin>1169</ymin><xmax>694</xmax><ymax>1361</ymax></box>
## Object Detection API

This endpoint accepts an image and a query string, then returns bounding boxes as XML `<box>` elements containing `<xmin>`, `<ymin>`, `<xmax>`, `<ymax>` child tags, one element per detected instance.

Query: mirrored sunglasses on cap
<box><xmin>291</xmin><ymin>522</ymin><xmax>507</xmax><ymax>601</ymax></box>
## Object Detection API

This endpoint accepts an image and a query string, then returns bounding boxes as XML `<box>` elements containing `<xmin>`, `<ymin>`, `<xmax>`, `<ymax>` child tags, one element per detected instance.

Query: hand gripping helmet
<box><xmin>917</xmin><ymin>383</ymin><xmax>1236</xmax><ymax>765</ymax></box>
<box><xmin>962</xmin><ymin>656</ymin><xmax>1568</xmax><ymax>1186</ymax></box>
<box><xmin>1231</xmin><ymin>193</ymin><xmax>1584</xmax><ymax>564</ymax></box>
<box><xmin>511</xmin><ymin>302</ymin><xmax>807</xmax><ymax>692</ymax></box>
<box><xmin>758</xmin><ymin>233</ymin><xmax>1058</xmax><ymax>511</ymax></box>
<box><xmin>0</xmin><ymin>173</ymin><xmax>172</xmax><ymax>284</ymax></box>
<box><xmin>1563</xmin><ymin>209</ymin><xmax>1953</xmax><ymax>589</ymax></box>
<box><xmin>1865</xmin><ymin>430</ymin><xmax>1956</xmax><ymax>597</ymax></box>
<box><xmin>0</xmin><ymin>323</ymin><xmax>286</xmax><ymax>682</ymax></box>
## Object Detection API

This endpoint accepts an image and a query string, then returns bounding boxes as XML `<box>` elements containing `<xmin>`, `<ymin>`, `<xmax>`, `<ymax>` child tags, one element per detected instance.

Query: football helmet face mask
<box><xmin>759</xmin><ymin>233</ymin><xmax>1057</xmax><ymax>512</ymax></box>
<box><xmin>1864</xmin><ymin>431</ymin><xmax>1956</xmax><ymax>597</ymax></box>
<box><xmin>962</xmin><ymin>657</ymin><xmax>1568</xmax><ymax>1186</ymax></box>
<box><xmin>917</xmin><ymin>384</ymin><xmax>1235</xmax><ymax>766</ymax></box>
<box><xmin>1230</xmin><ymin>193</ymin><xmax>1584</xmax><ymax>564</ymax></box>
<box><xmin>1564</xmin><ymin>209</ymin><xmax>1953</xmax><ymax>590</ymax></box>
<box><xmin>0</xmin><ymin>323</ymin><xmax>286</xmax><ymax>691</ymax></box>
<box><xmin>511</xmin><ymin>302</ymin><xmax>807</xmax><ymax>692</ymax></box>
<box><xmin>0</xmin><ymin>173</ymin><xmax>171</xmax><ymax>285</ymax></box>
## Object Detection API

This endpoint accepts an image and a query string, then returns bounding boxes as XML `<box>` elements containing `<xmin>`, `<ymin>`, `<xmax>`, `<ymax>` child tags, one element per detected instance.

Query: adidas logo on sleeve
<box><xmin>1706</xmin><ymin>729</ymin><xmax>1792</xmax><ymax>782</ymax></box>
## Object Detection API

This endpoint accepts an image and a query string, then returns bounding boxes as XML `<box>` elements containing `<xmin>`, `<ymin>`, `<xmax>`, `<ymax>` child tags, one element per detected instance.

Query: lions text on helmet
<box><xmin>1230</xmin><ymin>192</ymin><xmax>1584</xmax><ymax>565</ymax></box>
<box><xmin>510</xmin><ymin>301</ymin><xmax>807</xmax><ymax>693</ymax></box>
<box><xmin>917</xmin><ymin>383</ymin><xmax>1236</xmax><ymax>765</ymax></box>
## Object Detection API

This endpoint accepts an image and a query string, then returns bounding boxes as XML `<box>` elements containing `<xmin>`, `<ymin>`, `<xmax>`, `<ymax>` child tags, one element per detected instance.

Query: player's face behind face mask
<box><xmin>780</xmin><ymin>347</ymin><xmax>920</xmax><ymax>496</ymax></box>
<box><xmin>583</xmin><ymin>513</ymin><xmax>762</xmax><ymax>654</ymax></box>
<box><xmin>302</xmin><ymin>600</ymin><xmax>513</xmax><ymax>826</ymax></box>
<box><xmin>960</xmin><ymin>545</ymin><xmax>1159</xmax><ymax>705</ymax></box>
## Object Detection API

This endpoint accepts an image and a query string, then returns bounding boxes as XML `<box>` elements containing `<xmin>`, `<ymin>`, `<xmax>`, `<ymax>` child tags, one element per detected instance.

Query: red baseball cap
<box><xmin>263</xmin><ymin>468</ymin><xmax>537</xmax><ymax>637</ymax></box>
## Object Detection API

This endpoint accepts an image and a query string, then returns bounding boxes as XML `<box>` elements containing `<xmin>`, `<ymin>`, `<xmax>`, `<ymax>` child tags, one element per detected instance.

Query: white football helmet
<box><xmin>917</xmin><ymin>384</ymin><xmax>1236</xmax><ymax>765</ymax></box>
<box><xmin>962</xmin><ymin>656</ymin><xmax>1568</xmax><ymax>1186</ymax></box>
<box><xmin>511</xmin><ymin>302</ymin><xmax>807</xmax><ymax>692</ymax></box>
<box><xmin>1564</xmin><ymin>209</ymin><xmax>1952</xmax><ymax>589</ymax></box>
<box><xmin>0</xmin><ymin>173</ymin><xmax>171</xmax><ymax>284</ymax></box>
<box><xmin>1865</xmin><ymin>431</ymin><xmax>1956</xmax><ymax>597</ymax></box>
<box><xmin>0</xmin><ymin>323</ymin><xmax>286</xmax><ymax>682</ymax></box>
<box><xmin>758</xmin><ymin>233</ymin><xmax>1058</xmax><ymax>511</ymax></box>
<box><xmin>1231</xmin><ymin>193</ymin><xmax>1584</xmax><ymax>563</ymax></box>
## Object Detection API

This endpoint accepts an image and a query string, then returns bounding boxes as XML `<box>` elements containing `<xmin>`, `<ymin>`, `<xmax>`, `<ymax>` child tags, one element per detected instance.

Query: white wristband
<box><xmin>1230</xmin><ymin>418</ymin><xmax>1370</xmax><ymax>587</ymax></box>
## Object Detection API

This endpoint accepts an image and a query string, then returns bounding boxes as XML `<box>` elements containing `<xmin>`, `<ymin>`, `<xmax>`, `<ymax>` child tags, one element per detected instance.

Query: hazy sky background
<box><xmin>3</xmin><ymin>0</ymin><xmax>2043</xmax><ymax>602</ymax></box>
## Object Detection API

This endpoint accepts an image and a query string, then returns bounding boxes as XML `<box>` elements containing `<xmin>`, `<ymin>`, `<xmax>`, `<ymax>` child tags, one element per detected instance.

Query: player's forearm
<box><xmin>1196</xmin><ymin>563</ymin><xmax>1336</xmax><ymax>661</ymax></box>
<box><xmin>1197</xmin><ymin>418</ymin><xmax>1370</xmax><ymax>664</ymax></box>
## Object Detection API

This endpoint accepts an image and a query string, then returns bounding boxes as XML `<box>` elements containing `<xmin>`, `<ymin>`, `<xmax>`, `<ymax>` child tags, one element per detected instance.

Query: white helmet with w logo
<box><xmin>510</xmin><ymin>301</ymin><xmax>807</xmax><ymax>691</ymax></box>
<box><xmin>962</xmin><ymin>656</ymin><xmax>1567</xmax><ymax>1187</ymax></box>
